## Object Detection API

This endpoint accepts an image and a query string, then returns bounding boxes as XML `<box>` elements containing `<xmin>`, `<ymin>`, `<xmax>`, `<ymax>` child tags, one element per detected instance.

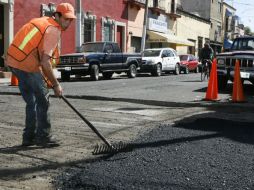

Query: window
<box><xmin>113</xmin><ymin>43</ymin><xmax>121</xmax><ymax>53</ymax></box>
<box><xmin>171</xmin><ymin>0</ymin><xmax>175</xmax><ymax>13</ymax></box>
<box><xmin>104</xmin><ymin>43</ymin><xmax>114</xmax><ymax>53</ymax></box>
<box><xmin>198</xmin><ymin>37</ymin><xmax>203</xmax><ymax>57</ymax></box>
<box><xmin>168</xmin><ymin>50</ymin><xmax>174</xmax><ymax>57</ymax></box>
<box><xmin>172</xmin><ymin>50</ymin><xmax>178</xmax><ymax>56</ymax></box>
<box><xmin>84</xmin><ymin>19</ymin><xmax>93</xmax><ymax>43</ymax></box>
<box><xmin>143</xmin><ymin>50</ymin><xmax>161</xmax><ymax>57</ymax></box>
<box><xmin>225</xmin><ymin>17</ymin><xmax>229</xmax><ymax>32</ymax></box>
<box><xmin>162</xmin><ymin>50</ymin><xmax>168</xmax><ymax>57</ymax></box>
<box><xmin>153</xmin><ymin>0</ymin><xmax>158</xmax><ymax>7</ymax></box>
<box><xmin>102</xmin><ymin>17</ymin><xmax>114</xmax><ymax>42</ymax></box>
<box><xmin>83</xmin><ymin>13</ymin><xmax>96</xmax><ymax>43</ymax></box>
<box><xmin>232</xmin><ymin>38</ymin><xmax>254</xmax><ymax>51</ymax></box>
<box><xmin>40</xmin><ymin>3</ymin><xmax>56</xmax><ymax>17</ymax></box>
<box><xmin>218</xmin><ymin>2</ymin><xmax>222</xmax><ymax>13</ymax></box>
<box><xmin>104</xmin><ymin>23</ymin><xmax>112</xmax><ymax>41</ymax></box>
<box><xmin>217</xmin><ymin>25</ymin><xmax>222</xmax><ymax>36</ymax></box>
<box><xmin>198</xmin><ymin>37</ymin><xmax>203</xmax><ymax>49</ymax></box>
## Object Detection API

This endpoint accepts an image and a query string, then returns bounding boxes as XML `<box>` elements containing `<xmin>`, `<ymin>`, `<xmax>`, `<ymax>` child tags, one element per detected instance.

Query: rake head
<box><xmin>92</xmin><ymin>141</ymin><xmax>132</xmax><ymax>155</ymax></box>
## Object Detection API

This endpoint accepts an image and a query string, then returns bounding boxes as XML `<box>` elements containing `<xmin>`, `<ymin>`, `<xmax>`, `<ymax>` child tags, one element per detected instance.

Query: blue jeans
<box><xmin>10</xmin><ymin>67</ymin><xmax>51</xmax><ymax>140</ymax></box>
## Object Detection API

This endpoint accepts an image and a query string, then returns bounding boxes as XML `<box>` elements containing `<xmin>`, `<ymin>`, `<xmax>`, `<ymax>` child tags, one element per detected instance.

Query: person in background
<box><xmin>199</xmin><ymin>42</ymin><xmax>214</xmax><ymax>74</ymax></box>
<box><xmin>6</xmin><ymin>3</ymin><xmax>76</xmax><ymax>147</ymax></box>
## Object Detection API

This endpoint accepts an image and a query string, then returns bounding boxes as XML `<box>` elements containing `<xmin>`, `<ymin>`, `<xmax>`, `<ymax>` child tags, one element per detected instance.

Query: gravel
<box><xmin>53</xmin><ymin>117</ymin><xmax>254</xmax><ymax>190</ymax></box>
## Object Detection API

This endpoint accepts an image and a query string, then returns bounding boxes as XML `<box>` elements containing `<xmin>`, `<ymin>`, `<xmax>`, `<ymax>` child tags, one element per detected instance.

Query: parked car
<box><xmin>179</xmin><ymin>54</ymin><xmax>199</xmax><ymax>74</ymax></box>
<box><xmin>140</xmin><ymin>48</ymin><xmax>181</xmax><ymax>76</ymax></box>
<box><xmin>57</xmin><ymin>42</ymin><xmax>142</xmax><ymax>81</ymax></box>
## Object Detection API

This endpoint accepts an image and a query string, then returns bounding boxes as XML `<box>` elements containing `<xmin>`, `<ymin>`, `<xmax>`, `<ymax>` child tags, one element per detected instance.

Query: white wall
<box><xmin>176</xmin><ymin>12</ymin><xmax>210</xmax><ymax>56</ymax></box>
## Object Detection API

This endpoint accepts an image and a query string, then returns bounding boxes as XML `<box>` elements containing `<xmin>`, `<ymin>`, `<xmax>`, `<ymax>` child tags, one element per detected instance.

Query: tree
<box><xmin>244</xmin><ymin>26</ymin><xmax>254</xmax><ymax>36</ymax></box>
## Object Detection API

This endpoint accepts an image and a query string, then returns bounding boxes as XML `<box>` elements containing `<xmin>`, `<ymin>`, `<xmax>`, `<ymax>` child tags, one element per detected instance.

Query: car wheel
<box><xmin>151</xmin><ymin>64</ymin><xmax>162</xmax><ymax>76</ymax></box>
<box><xmin>184</xmin><ymin>66</ymin><xmax>189</xmax><ymax>74</ymax></box>
<box><xmin>174</xmin><ymin>64</ymin><xmax>180</xmax><ymax>75</ymax></box>
<box><xmin>102</xmin><ymin>72</ymin><xmax>113</xmax><ymax>79</ymax></box>
<box><xmin>127</xmin><ymin>64</ymin><xmax>137</xmax><ymax>78</ymax></box>
<box><xmin>61</xmin><ymin>72</ymin><xmax>70</xmax><ymax>81</ymax></box>
<box><xmin>90</xmin><ymin>64</ymin><xmax>99</xmax><ymax>81</ymax></box>
<box><xmin>218</xmin><ymin>75</ymin><xmax>228</xmax><ymax>90</ymax></box>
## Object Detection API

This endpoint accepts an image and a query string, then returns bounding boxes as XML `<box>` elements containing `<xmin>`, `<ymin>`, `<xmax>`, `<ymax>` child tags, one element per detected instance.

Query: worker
<box><xmin>6</xmin><ymin>3</ymin><xmax>76</xmax><ymax>147</ymax></box>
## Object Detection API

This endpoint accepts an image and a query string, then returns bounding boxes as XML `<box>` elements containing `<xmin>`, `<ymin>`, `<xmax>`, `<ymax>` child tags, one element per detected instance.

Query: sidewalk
<box><xmin>0</xmin><ymin>77</ymin><xmax>11</xmax><ymax>84</ymax></box>
<box><xmin>0</xmin><ymin>70</ymin><xmax>11</xmax><ymax>85</ymax></box>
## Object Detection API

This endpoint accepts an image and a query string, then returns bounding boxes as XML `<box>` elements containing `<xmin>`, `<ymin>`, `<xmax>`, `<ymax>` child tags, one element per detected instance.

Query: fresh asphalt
<box><xmin>54</xmin><ymin>115</ymin><xmax>254</xmax><ymax>190</ymax></box>
<box><xmin>52</xmin><ymin>74</ymin><xmax>254</xmax><ymax>189</ymax></box>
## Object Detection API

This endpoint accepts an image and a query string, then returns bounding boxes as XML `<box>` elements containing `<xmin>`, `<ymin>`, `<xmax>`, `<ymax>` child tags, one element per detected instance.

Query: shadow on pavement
<box><xmin>174</xmin><ymin>116</ymin><xmax>254</xmax><ymax>145</ymax></box>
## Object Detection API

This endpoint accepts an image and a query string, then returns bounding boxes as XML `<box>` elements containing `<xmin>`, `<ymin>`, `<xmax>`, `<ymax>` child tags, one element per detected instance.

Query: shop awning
<box><xmin>147</xmin><ymin>30</ymin><xmax>194</xmax><ymax>46</ymax></box>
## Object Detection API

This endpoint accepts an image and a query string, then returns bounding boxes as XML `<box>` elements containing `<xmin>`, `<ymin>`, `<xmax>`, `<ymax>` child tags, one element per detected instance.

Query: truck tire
<box><xmin>102</xmin><ymin>72</ymin><xmax>113</xmax><ymax>79</ymax></box>
<box><xmin>218</xmin><ymin>75</ymin><xmax>228</xmax><ymax>90</ymax></box>
<box><xmin>151</xmin><ymin>64</ymin><xmax>162</xmax><ymax>76</ymax></box>
<box><xmin>174</xmin><ymin>64</ymin><xmax>180</xmax><ymax>75</ymax></box>
<box><xmin>90</xmin><ymin>64</ymin><xmax>99</xmax><ymax>81</ymax></box>
<box><xmin>127</xmin><ymin>64</ymin><xmax>137</xmax><ymax>78</ymax></box>
<box><xmin>61</xmin><ymin>72</ymin><xmax>70</xmax><ymax>81</ymax></box>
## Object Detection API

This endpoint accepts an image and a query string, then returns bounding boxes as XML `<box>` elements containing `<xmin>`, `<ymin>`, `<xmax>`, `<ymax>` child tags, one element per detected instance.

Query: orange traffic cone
<box><xmin>205</xmin><ymin>58</ymin><xmax>219</xmax><ymax>101</ymax></box>
<box><xmin>232</xmin><ymin>60</ymin><xmax>245</xmax><ymax>102</ymax></box>
<box><xmin>10</xmin><ymin>74</ymin><xmax>19</xmax><ymax>86</ymax></box>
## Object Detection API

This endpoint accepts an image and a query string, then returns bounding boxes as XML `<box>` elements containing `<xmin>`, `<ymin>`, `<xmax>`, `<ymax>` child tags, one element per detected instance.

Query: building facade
<box><xmin>82</xmin><ymin>0</ymin><xmax>128</xmax><ymax>52</ymax></box>
<box><xmin>176</xmin><ymin>8</ymin><xmax>210</xmax><ymax>57</ymax></box>
<box><xmin>1</xmin><ymin>0</ymin><xmax>231</xmax><ymax>68</ymax></box>
<box><xmin>0</xmin><ymin>0</ymin><xmax>76</xmax><ymax>68</ymax></box>
<box><xmin>126</xmin><ymin>0</ymin><xmax>192</xmax><ymax>53</ymax></box>
<box><xmin>181</xmin><ymin>0</ymin><xmax>223</xmax><ymax>54</ymax></box>
<box><xmin>222</xmin><ymin>2</ymin><xmax>235</xmax><ymax>50</ymax></box>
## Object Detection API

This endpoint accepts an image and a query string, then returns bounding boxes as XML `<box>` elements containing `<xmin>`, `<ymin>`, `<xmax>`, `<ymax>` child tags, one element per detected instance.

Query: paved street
<box><xmin>1</xmin><ymin>72</ymin><xmax>254</xmax><ymax>189</ymax></box>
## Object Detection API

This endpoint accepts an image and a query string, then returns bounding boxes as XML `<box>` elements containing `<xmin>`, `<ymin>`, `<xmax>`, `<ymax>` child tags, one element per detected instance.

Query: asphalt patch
<box><xmin>53</xmin><ymin>117</ymin><xmax>254</xmax><ymax>190</ymax></box>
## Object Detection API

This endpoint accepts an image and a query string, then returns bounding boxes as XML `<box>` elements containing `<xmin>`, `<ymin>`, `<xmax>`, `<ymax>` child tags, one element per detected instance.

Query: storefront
<box><xmin>146</xmin><ymin>17</ymin><xmax>192</xmax><ymax>49</ymax></box>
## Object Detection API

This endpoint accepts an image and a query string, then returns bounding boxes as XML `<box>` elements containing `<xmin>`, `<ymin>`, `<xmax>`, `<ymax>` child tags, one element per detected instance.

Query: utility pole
<box><xmin>221</xmin><ymin>0</ymin><xmax>225</xmax><ymax>52</ymax></box>
<box><xmin>76</xmin><ymin>0</ymin><xmax>82</xmax><ymax>52</ymax></box>
<box><xmin>141</xmin><ymin>0</ymin><xmax>149</xmax><ymax>52</ymax></box>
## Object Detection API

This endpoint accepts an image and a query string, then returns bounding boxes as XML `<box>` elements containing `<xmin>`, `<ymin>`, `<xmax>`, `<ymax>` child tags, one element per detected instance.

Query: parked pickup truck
<box><xmin>57</xmin><ymin>42</ymin><xmax>142</xmax><ymax>81</ymax></box>
<box><xmin>217</xmin><ymin>36</ymin><xmax>254</xmax><ymax>90</ymax></box>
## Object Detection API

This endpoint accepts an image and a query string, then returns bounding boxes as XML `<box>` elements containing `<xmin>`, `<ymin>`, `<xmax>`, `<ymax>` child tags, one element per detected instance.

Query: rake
<box><xmin>61</xmin><ymin>95</ymin><xmax>130</xmax><ymax>155</ymax></box>
<box><xmin>44</xmin><ymin>76</ymin><xmax>130</xmax><ymax>154</ymax></box>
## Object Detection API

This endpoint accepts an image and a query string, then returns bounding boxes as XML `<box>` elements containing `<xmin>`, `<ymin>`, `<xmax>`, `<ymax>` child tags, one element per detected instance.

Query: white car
<box><xmin>140</xmin><ymin>48</ymin><xmax>181</xmax><ymax>76</ymax></box>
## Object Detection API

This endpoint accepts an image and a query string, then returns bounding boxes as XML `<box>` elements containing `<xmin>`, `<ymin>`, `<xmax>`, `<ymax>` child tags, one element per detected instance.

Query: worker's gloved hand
<box><xmin>53</xmin><ymin>83</ymin><xmax>63</xmax><ymax>97</ymax></box>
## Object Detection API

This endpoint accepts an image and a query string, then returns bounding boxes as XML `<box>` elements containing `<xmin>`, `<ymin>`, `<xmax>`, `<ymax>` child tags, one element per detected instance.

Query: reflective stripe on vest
<box><xmin>18</xmin><ymin>27</ymin><xmax>39</xmax><ymax>50</ymax></box>
<box><xmin>7</xmin><ymin>17</ymin><xmax>61</xmax><ymax>63</ymax></box>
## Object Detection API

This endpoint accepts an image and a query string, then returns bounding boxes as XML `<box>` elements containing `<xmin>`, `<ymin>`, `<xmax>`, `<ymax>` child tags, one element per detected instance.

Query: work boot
<box><xmin>21</xmin><ymin>138</ymin><xmax>35</xmax><ymax>146</ymax></box>
<box><xmin>35</xmin><ymin>136</ymin><xmax>60</xmax><ymax>147</ymax></box>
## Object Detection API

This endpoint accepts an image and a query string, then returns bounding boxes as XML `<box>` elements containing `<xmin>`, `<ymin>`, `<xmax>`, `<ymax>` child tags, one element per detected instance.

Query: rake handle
<box><xmin>61</xmin><ymin>95</ymin><xmax>113</xmax><ymax>148</ymax></box>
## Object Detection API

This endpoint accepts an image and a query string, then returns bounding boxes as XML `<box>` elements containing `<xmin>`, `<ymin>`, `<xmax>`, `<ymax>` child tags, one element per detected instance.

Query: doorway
<box><xmin>117</xmin><ymin>26</ymin><xmax>123</xmax><ymax>51</ymax></box>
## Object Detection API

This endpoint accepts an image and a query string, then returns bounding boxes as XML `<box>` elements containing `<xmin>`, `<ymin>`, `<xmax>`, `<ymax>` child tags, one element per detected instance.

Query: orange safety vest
<box><xmin>7</xmin><ymin>17</ymin><xmax>61</xmax><ymax>67</ymax></box>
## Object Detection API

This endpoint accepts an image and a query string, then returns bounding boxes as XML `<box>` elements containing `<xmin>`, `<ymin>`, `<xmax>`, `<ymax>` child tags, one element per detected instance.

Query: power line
<box><xmin>225</xmin><ymin>0</ymin><xmax>254</xmax><ymax>6</ymax></box>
